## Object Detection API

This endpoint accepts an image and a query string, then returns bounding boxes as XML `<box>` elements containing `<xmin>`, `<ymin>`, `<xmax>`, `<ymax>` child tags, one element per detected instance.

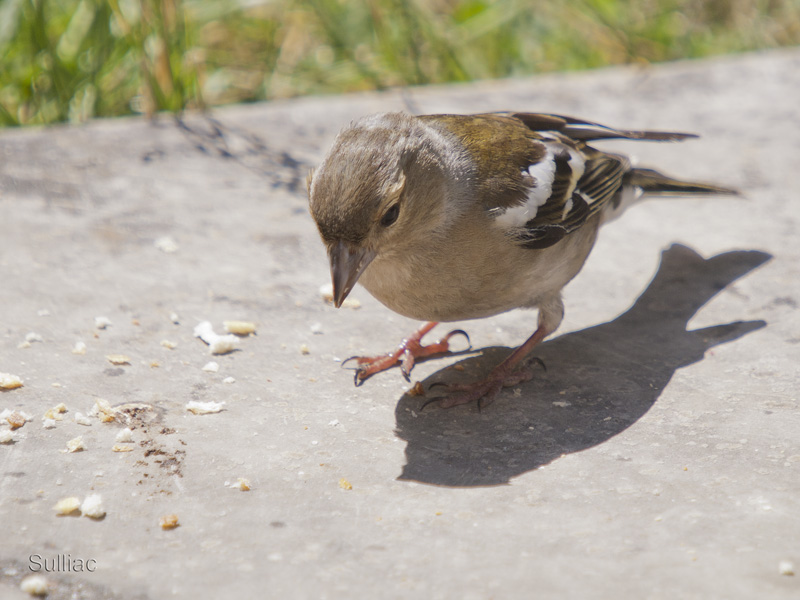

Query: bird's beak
<box><xmin>329</xmin><ymin>241</ymin><xmax>376</xmax><ymax>308</ymax></box>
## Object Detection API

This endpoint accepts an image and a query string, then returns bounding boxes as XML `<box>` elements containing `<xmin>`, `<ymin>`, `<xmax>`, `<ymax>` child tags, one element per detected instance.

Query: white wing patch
<box><xmin>494</xmin><ymin>146</ymin><xmax>556</xmax><ymax>228</ymax></box>
<box><xmin>560</xmin><ymin>147</ymin><xmax>586</xmax><ymax>219</ymax></box>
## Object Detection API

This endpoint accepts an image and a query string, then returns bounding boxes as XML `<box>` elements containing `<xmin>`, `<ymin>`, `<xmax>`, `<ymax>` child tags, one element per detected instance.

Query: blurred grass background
<box><xmin>1</xmin><ymin>0</ymin><xmax>798</xmax><ymax>127</ymax></box>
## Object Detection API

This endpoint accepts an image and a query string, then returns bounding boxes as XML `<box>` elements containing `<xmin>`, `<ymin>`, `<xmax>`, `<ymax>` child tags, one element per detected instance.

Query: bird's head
<box><xmin>308</xmin><ymin>113</ymin><xmax>460</xmax><ymax>307</ymax></box>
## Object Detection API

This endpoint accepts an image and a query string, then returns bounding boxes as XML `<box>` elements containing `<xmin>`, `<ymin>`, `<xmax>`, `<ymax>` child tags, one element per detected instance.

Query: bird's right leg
<box><xmin>342</xmin><ymin>321</ymin><xmax>471</xmax><ymax>385</ymax></box>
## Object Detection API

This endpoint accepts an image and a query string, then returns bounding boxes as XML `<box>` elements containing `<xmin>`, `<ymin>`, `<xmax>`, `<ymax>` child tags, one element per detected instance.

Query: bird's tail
<box><xmin>601</xmin><ymin>167</ymin><xmax>738</xmax><ymax>225</ymax></box>
<box><xmin>625</xmin><ymin>167</ymin><xmax>739</xmax><ymax>196</ymax></box>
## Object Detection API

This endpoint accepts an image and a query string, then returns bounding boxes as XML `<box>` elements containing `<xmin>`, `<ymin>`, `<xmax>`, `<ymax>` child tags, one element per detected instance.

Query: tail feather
<box><xmin>626</xmin><ymin>167</ymin><xmax>739</xmax><ymax>196</ymax></box>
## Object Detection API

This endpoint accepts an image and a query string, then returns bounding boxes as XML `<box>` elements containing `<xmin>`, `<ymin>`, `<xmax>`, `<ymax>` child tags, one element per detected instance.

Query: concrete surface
<box><xmin>1</xmin><ymin>48</ymin><xmax>799</xmax><ymax>599</ymax></box>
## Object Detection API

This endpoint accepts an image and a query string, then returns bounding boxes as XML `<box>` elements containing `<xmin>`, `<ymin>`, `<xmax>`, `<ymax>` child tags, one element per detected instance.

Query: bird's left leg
<box><xmin>342</xmin><ymin>321</ymin><xmax>471</xmax><ymax>385</ymax></box>
<box><xmin>425</xmin><ymin>297</ymin><xmax>563</xmax><ymax>409</ymax></box>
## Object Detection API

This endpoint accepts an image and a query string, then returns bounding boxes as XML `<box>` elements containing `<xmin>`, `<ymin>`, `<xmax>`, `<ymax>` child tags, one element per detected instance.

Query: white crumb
<box><xmin>0</xmin><ymin>429</ymin><xmax>15</xmax><ymax>444</ymax></box>
<box><xmin>74</xmin><ymin>412</ymin><xmax>92</xmax><ymax>426</ymax></box>
<box><xmin>115</xmin><ymin>427</ymin><xmax>134</xmax><ymax>443</ymax></box>
<box><xmin>222</xmin><ymin>376</ymin><xmax>236</xmax><ymax>384</ymax></box>
<box><xmin>20</xmin><ymin>574</ymin><xmax>49</xmax><ymax>596</ymax></box>
<box><xmin>194</xmin><ymin>321</ymin><xmax>239</xmax><ymax>355</ymax></box>
<box><xmin>42</xmin><ymin>419</ymin><xmax>56</xmax><ymax>429</ymax></box>
<box><xmin>72</xmin><ymin>340</ymin><xmax>87</xmax><ymax>354</ymax></box>
<box><xmin>779</xmin><ymin>560</ymin><xmax>795</xmax><ymax>576</ymax></box>
<box><xmin>202</xmin><ymin>361</ymin><xmax>219</xmax><ymax>373</ymax></box>
<box><xmin>155</xmin><ymin>236</ymin><xmax>179</xmax><ymax>253</ymax></box>
<box><xmin>94</xmin><ymin>316</ymin><xmax>112</xmax><ymax>329</ymax></box>
<box><xmin>25</xmin><ymin>332</ymin><xmax>44</xmax><ymax>343</ymax></box>
<box><xmin>160</xmin><ymin>339</ymin><xmax>177</xmax><ymax>349</ymax></box>
<box><xmin>186</xmin><ymin>400</ymin><xmax>225</xmax><ymax>415</ymax></box>
<box><xmin>81</xmin><ymin>494</ymin><xmax>106</xmax><ymax>519</ymax></box>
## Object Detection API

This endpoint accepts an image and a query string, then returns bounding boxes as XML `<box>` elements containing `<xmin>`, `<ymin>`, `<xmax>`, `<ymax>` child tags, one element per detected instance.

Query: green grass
<box><xmin>1</xmin><ymin>0</ymin><xmax>798</xmax><ymax>127</ymax></box>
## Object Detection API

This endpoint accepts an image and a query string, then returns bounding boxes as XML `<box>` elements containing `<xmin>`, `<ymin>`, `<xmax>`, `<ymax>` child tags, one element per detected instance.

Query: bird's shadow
<box><xmin>394</xmin><ymin>244</ymin><xmax>771</xmax><ymax>487</ymax></box>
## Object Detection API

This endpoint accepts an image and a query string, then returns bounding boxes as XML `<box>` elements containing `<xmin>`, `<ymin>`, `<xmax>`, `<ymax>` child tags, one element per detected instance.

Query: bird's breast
<box><xmin>357</xmin><ymin>217</ymin><xmax>598</xmax><ymax>322</ymax></box>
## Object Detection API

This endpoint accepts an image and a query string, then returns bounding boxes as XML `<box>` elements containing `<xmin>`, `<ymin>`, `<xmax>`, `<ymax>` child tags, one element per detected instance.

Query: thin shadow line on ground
<box><xmin>394</xmin><ymin>244</ymin><xmax>771</xmax><ymax>487</ymax></box>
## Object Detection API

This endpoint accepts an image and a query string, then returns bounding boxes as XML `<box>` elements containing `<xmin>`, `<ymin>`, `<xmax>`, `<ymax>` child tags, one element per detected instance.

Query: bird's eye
<box><xmin>380</xmin><ymin>203</ymin><xmax>400</xmax><ymax>227</ymax></box>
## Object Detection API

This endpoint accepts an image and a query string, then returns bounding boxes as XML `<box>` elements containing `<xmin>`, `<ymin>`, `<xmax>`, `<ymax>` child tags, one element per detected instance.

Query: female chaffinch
<box><xmin>308</xmin><ymin>112</ymin><xmax>735</xmax><ymax>408</ymax></box>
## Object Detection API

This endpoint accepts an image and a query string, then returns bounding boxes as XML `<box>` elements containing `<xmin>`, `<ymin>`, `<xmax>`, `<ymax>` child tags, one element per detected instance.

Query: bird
<box><xmin>307</xmin><ymin>111</ymin><xmax>736</xmax><ymax>408</ymax></box>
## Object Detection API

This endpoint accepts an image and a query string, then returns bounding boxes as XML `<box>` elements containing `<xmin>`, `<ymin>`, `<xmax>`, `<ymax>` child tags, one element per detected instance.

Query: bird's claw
<box><xmin>442</xmin><ymin>329</ymin><xmax>471</xmax><ymax>351</ymax></box>
<box><xmin>338</xmin><ymin>325</ymin><xmax>473</xmax><ymax>386</ymax></box>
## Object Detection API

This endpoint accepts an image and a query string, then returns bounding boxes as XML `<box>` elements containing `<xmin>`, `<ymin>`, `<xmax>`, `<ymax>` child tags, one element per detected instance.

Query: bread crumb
<box><xmin>338</xmin><ymin>478</ymin><xmax>353</xmax><ymax>490</ymax></box>
<box><xmin>186</xmin><ymin>400</ymin><xmax>224</xmax><ymax>415</ymax></box>
<box><xmin>222</xmin><ymin>376</ymin><xmax>236</xmax><ymax>384</ymax></box>
<box><xmin>155</xmin><ymin>236</ymin><xmax>179</xmax><ymax>253</ymax></box>
<box><xmin>228</xmin><ymin>478</ymin><xmax>251</xmax><ymax>491</ymax></box>
<box><xmin>300</xmin><ymin>343</ymin><xmax>310</xmax><ymax>355</ymax></box>
<box><xmin>74</xmin><ymin>412</ymin><xmax>92</xmax><ymax>426</ymax></box>
<box><xmin>160</xmin><ymin>340</ymin><xmax>177</xmax><ymax>349</ymax></box>
<box><xmin>42</xmin><ymin>419</ymin><xmax>56</xmax><ymax>429</ymax></box>
<box><xmin>43</xmin><ymin>403</ymin><xmax>68</xmax><ymax>421</ymax></box>
<box><xmin>64</xmin><ymin>436</ymin><xmax>85</xmax><ymax>453</ymax></box>
<box><xmin>194</xmin><ymin>321</ymin><xmax>239</xmax><ymax>355</ymax></box>
<box><xmin>224</xmin><ymin>320</ymin><xmax>257</xmax><ymax>336</ymax></box>
<box><xmin>106</xmin><ymin>354</ymin><xmax>131</xmax><ymax>365</ymax></box>
<box><xmin>159</xmin><ymin>514</ymin><xmax>180</xmax><ymax>530</ymax></box>
<box><xmin>81</xmin><ymin>494</ymin><xmax>106</xmax><ymax>519</ymax></box>
<box><xmin>6</xmin><ymin>411</ymin><xmax>28</xmax><ymax>429</ymax></box>
<box><xmin>54</xmin><ymin>496</ymin><xmax>81</xmax><ymax>515</ymax></box>
<box><xmin>111</xmin><ymin>444</ymin><xmax>134</xmax><ymax>452</ymax></box>
<box><xmin>72</xmin><ymin>340</ymin><xmax>87</xmax><ymax>354</ymax></box>
<box><xmin>319</xmin><ymin>283</ymin><xmax>334</xmax><ymax>302</ymax></box>
<box><xmin>115</xmin><ymin>427</ymin><xmax>133</xmax><ymax>443</ymax></box>
<box><xmin>0</xmin><ymin>372</ymin><xmax>23</xmax><ymax>389</ymax></box>
<box><xmin>202</xmin><ymin>361</ymin><xmax>219</xmax><ymax>373</ymax></box>
<box><xmin>0</xmin><ymin>429</ymin><xmax>15</xmax><ymax>444</ymax></box>
<box><xmin>94</xmin><ymin>316</ymin><xmax>112</xmax><ymax>329</ymax></box>
<box><xmin>779</xmin><ymin>560</ymin><xmax>795</xmax><ymax>576</ymax></box>
<box><xmin>20</xmin><ymin>574</ymin><xmax>49</xmax><ymax>596</ymax></box>
<box><xmin>89</xmin><ymin>399</ymin><xmax>117</xmax><ymax>423</ymax></box>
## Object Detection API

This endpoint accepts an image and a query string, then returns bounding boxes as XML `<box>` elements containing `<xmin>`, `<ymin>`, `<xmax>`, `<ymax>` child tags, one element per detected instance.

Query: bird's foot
<box><xmin>422</xmin><ymin>356</ymin><xmax>546</xmax><ymax>410</ymax></box>
<box><xmin>342</xmin><ymin>323</ymin><xmax>471</xmax><ymax>386</ymax></box>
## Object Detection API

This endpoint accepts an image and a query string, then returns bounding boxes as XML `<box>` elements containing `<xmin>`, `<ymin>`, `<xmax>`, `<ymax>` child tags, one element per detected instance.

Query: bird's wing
<box><xmin>425</xmin><ymin>112</ymin><xmax>700</xmax><ymax>250</ymax></box>
<box><xmin>491</xmin><ymin>112</ymin><xmax>704</xmax><ymax>249</ymax></box>
<box><xmin>508</xmin><ymin>112</ymin><xmax>698</xmax><ymax>142</ymax></box>
<box><xmin>498</xmin><ymin>137</ymin><xmax>633</xmax><ymax>250</ymax></box>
